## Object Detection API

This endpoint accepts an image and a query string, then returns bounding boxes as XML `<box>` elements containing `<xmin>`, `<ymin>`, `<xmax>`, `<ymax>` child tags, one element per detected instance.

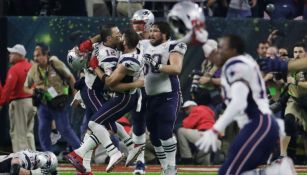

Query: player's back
<box><xmin>221</xmin><ymin>54</ymin><xmax>271</xmax><ymax>119</ymax></box>
<box><xmin>142</xmin><ymin>40</ymin><xmax>187</xmax><ymax>96</ymax></box>
<box><xmin>118</xmin><ymin>52</ymin><xmax>143</xmax><ymax>94</ymax></box>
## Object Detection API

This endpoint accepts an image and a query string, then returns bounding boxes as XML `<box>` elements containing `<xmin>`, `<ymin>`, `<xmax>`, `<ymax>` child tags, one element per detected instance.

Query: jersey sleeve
<box><xmin>169</xmin><ymin>42</ymin><xmax>187</xmax><ymax>55</ymax></box>
<box><xmin>224</xmin><ymin>61</ymin><xmax>251</xmax><ymax>85</ymax></box>
<box><xmin>119</xmin><ymin>56</ymin><xmax>142</xmax><ymax>72</ymax></box>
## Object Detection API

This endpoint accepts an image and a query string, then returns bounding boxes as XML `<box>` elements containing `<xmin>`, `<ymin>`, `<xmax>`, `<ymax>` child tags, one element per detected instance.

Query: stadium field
<box><xmin>58</xmin><ymin>164</ymin><xmax>307</xmax><ymax>175</ymax></box>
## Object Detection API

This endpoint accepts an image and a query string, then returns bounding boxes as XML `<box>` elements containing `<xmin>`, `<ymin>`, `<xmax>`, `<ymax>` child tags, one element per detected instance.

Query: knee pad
<box><xmin>88</xmin><ymin>121</ymin><xmax>99</xmax><ymax>131</ymax></box>
<box><xmin>10</xmin><ymin>164</ymin><xmax>20</xmax><ymax>175</ymax></box>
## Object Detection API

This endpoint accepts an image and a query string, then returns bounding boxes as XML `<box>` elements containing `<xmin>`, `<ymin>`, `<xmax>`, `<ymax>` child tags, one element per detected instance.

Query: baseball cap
<box><xmin>182</xmin><ymin>100</ymin><xmax>197</xmax><ymax>108</ymax></box>
<box><xmin>7</xmin><ymin>44</ymin><xmax>27</xmax><ymax>57</ymax></box>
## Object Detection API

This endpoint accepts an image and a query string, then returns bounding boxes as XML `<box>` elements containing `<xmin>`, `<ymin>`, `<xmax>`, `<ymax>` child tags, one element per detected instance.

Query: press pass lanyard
<box><xmin>37</xmin><ymin>66</ymin><xmax>49</xmax><ymax>87</ymax></box>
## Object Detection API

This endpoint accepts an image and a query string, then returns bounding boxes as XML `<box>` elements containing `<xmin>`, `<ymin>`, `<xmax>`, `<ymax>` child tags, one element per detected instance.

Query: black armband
<box><xmin>10</xmin><ymin>164</ymin><xmax>21</xmax><ymax>175</ymax></box>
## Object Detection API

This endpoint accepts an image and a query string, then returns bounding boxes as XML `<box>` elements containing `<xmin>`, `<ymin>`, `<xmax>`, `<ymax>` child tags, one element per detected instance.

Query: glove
<box><xmin>202</xmin><ymin>39</ymin><xmax>218</xmax><ymax>58</ymax></box>
<box><xmin>195</xmin><ymin>129</ymin><xmax>220</xmax><ymax>153</ymax></box>
<box><xmin>259</xmin><ymin>58</ymin><xmax>288</xmax><ymax>73</ymax></box>
<box><xmin>88</xmin><ymin>56</ymin><xmax>99</xmax><ymax>69</ymax></box>
<box><xmin>79</xmin><ymin>39</ymin><xmax>93</xmax><ymax>53</ymax></box>
<box><xmin>143</xmin><ymin>54</ymin><xmax>160</xmax><ymax>70</ymax></box>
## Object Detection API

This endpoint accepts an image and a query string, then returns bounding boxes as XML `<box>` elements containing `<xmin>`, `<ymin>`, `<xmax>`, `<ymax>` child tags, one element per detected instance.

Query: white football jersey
<box><xmin>118</xmin><ymin>51</ymin><xmax>143</xmax><ymax>94</ymax></box>
<box><xmin>84</xmin><ymin>43</ymin><xmax>119</xmax><ymax>89</ymax></box>
<box><xmin>221</xmin><ymin>54</ymin><xmax>271</xmax><ymax>122</ymax></box>
<box><xmin>141</xmin><ymin>40</ymin><xmax>187</xmax><ymax>95</ymax></box>
<box><xmin>0</xmin><ymin>150</ymin><xmax>40</xmax><ymax>170</ymax></box>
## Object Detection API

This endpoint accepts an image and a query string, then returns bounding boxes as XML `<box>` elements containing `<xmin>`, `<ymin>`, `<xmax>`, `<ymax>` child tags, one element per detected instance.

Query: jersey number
<box><xmin>144</xmin><ymin>54</ymin><xmax>162</xmax><ymax>75</ymax></box>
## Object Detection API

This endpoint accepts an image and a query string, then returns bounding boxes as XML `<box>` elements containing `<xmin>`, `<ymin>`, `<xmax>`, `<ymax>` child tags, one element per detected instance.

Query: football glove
<box><xmin>195</xmin><ymin>129</ymin><xmax>220</xmax><ymax>153</ymax></box>
<box><xmin>143</xmin><ymin>54</ymin><xmax>160</xmax><ymax>70</ymax></box>
<box><xmin>79</xmin><ymin>39</ymin><xmax>93</xmax><ymax>53</ymax></box>
<box><xmin>88</xmin><ymin>56</ymin><xmax>99</xmax><ymax>69</ymax></box>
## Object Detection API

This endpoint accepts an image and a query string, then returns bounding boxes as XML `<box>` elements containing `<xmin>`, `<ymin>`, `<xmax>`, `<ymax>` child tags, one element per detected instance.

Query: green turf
<box><xmin>59</xmin><ymin>173</ymin><xmax>307</xmax><ymax>175</ymax></box>
<box><xmin>59</xmin><ymin>173</ymin><xmax>216</xmax><ymax>175</ymax></box>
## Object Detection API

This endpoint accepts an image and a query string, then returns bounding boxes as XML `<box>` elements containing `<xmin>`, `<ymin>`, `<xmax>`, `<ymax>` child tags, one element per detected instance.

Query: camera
<box><xmin>32</xmin><ymin>88</ymin><xmax>45</xmax><ymax>107</ymax></box>
<box><xmin>189</xmin><ymin>69</ymin><xmax>202</xmax><ymax>93</ymax></box>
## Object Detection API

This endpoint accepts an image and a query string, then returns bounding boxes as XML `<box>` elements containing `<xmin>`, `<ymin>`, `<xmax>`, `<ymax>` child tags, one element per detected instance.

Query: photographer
<box><xmin>281</xmin><ymin>42</ymin><xmax>307</xmax><ymax>163</ymax></box>
<box><xmin>190</xmin><ymin>59</ymin><xmax>222</xmax><ymax>115</ymax></box>
<box><xmin>23</xmin><ymin>43</ymin><xmax>80</xmax><ymax>151</ymax></box>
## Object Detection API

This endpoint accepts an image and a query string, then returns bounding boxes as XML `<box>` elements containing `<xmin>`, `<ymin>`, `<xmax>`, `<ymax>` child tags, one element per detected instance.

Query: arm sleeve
<box><xmin>119</xmin><ymin>57</ymin><xmax>142</xmax><ymax>72</ymax></box>
<box><xmin>213</xmin><ymin>81</ymin><xmax>249</xmax><ymax>132</ymax></box>
<box><xmin>169</xmin><ymin>42</ymin><xmax>187</xmax><ymax>55</ymax></box>
<box><xmin>0</xmin><ymin>69</ymin><xmax>18</xmax><ymax>105</ymax></box>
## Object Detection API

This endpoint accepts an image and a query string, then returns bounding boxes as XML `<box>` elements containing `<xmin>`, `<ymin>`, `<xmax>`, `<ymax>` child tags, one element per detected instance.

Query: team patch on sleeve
<box><xmin>119</xmin><ymin>57</ymin><xmax>142</xmax><ymax>72</ymax></box>
<box><xmin>224</xmin><ymin>60</ymin><xmax>251</xmax><ymax>85</ymax></box>
<box><xmin>169</xmin><ymin>42</ymin><xmax>187</xmax><ymax>55</ymax></box>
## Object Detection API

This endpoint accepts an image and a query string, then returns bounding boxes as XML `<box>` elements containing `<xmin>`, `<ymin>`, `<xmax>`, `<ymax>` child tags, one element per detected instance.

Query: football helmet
<box><xmin>67</xmin><ymin>47</ymin><xmax>88</xmax><ymax>72</ymax></box>
<box><xmin>131</xmin><ymin>9</ymin><xmax>155</xmax><ymax>32</ymax></box>
<box><xmin>37</xmin><ymin>151</ymin><xmax>58</xmax><ymax>171</ymax></box>
<box><xmin>167</xmin><ymin>1</ymin><xmax>206</xmax><ymax>42</ymax></box>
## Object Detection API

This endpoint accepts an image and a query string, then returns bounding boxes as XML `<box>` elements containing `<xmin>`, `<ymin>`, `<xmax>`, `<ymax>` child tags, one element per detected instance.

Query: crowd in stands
<box><xmin>3</xmin><ymin>0</ymin><xmax>307</xmax><ymax>20</ymax></box>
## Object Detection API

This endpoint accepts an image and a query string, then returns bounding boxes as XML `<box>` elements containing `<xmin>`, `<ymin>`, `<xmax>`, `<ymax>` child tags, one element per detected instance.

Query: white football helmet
<box><xmin>37</xmin><ymin>151</ymin><xmax>58</xmax><ymax>171</ymax></box>
<box><xmin>131</xmin><ymin>9</ymin><xmax>155</xmax><ymax>32</ymax></box>
<box><xmin>67</xmin><ymin>47</ymin><xmax>88</xmax><ymax>72</ymax></box>
<box><xmin>167</xmin><ymin>1</ymin><xmax>206</xmax><ymax>42</ymax></box>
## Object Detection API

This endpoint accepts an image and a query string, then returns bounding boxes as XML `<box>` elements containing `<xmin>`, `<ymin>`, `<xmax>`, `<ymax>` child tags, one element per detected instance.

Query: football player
<box><xmin>0</xmin><ymin>150</ymin><xmax>57</xmax><ymax>175</ymax></box>
<box><xmin>141</xmin><ymin>21</ymin><xmax>187</xmax><ymax>175</ymax></box>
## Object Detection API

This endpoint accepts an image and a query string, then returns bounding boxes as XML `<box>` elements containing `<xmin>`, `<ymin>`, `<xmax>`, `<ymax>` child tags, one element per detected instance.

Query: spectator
<box><xmin>23</xmin><ymin>43</ymin><xmax>80</xmax><ymax>151</ymax></box>
<box><xmin>177</xmin><ymin>101</ymin><xmax>215</xmax><ymax>165</ymax></box>
<box><xmin>266</xmin><ymin>46</ymin><xmax>278</xmax><ymax>59</ymax></box>
<box><xmin>278</xmin><ymin>47</ymin><xmax>289</xmax><ymax>61</ymax></box>
<box><xmin>256</xmin><ymin>40</ymin><xmax>269</xmax><ymax>61</ymax></box>
<box><xmin>226</xmin><ymin>0</ymin><xmax>257</xmax><ymax>18</ymax></box>
<box><xmin>282</xmin><ymin>42</ymin><xmax>307</xmax><ymax>162</ymax></box>
<box><xmin>268</xmin><ymin>0</ymin><xmax>303</xmax><ymax>20</ymax></box>
<box><xmin>0</xmin><ymin>44</ymin><xmax>36</xmax><ymax>152</ymax></box>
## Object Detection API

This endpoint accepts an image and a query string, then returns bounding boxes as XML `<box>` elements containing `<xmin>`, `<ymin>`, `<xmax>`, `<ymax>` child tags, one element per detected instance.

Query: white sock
<box><xmin>81</xmin><ymin>133</ymin><xmax>92</xmax><ymax>172</ymax></box>
<box><xmin>116</xmin><ymin>122</ymin><xmax>134</xmax><ymax>150</ymax></box>
<box><xmin>88</xmin><ymin>121</ymin><xmax>119</xmax><ymax>156</ymax></box>
<box><xmin>161</xmin><ymin>136</ymin><xmax>177</xmax><ymax>166</ymax></box>
<box><xmin>154</xmin><ymin>146</ymin><xmax>168</xmax><ymax>170</ymax></box>
<box><xmin>75</xmin><ymin>132</ymin><xmax>98</xmax><ymax>157</ymax></box>
<box><xmin>133</xmin><ymin>133</ymin><xmax>146</xmax><ymax>163</ymax></box>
